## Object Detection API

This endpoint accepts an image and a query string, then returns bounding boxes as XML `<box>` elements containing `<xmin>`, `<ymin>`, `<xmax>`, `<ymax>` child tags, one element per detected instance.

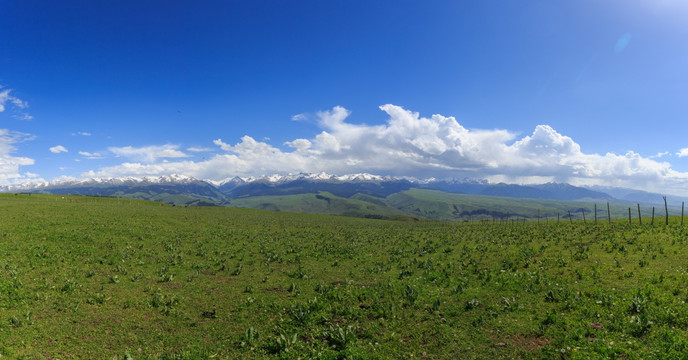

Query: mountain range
<box><xmin>3</xmin><ymin>173</ymin><xmax>685</xmax><ymax>221</ymax></box>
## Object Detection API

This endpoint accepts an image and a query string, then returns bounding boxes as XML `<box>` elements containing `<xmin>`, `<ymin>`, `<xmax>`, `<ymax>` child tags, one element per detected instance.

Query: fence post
<box><xmin>664</xmin><ymin>196</ymin><xmax>669</xmax><ymax>226</ymax></box>
<box><xmin>607</xmin><ymin>202</ymin><xmax>611</xmax><ymax>225</ymax></box>
<box><xmin>582</xmin><ymin>208</ymin><xmax>586</xmax><ymax>223</ymax></box>
<box><xmin>537</xmin><ymin>209</ymin><xmax>540</xmax><ymax>224</ymax></box>
<box><xmin>628</xmin><ymin>207</ymin><xmax>632</xmax><ymax>225</ymax></box>
<box><xmin>568</xmin><ymin>210</ymin><xmax>573</xmax><ymax>224</ymax></box>
<box><xmin>594</xmin><ymin>204</ymin><xmax>597</xmax><ymax>225</ymax></box>
<box><xmin>651</xmin><ymin>207</ymin><xmax>655</xmax><ymax>226</ymax></box>
<box><xmin>682</xmin><ymin>202</ymin><xmax>685</xmax><ymax>226</ymax></box>
<box><xmin>637</xmin><ymin>204</ymin><xmax>642</xmax><ymax>225</ymax></box>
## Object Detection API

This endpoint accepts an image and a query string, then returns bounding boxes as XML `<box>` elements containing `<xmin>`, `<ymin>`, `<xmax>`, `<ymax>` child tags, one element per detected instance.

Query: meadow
<box><xmin>1</xmin><ymin>193</ymin><xmax>688</xmax><ymax>359</ymax></box>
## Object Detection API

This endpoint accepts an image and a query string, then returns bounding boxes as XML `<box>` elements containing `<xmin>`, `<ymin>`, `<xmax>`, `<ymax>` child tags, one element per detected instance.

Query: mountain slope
<box><xmin>21</xmin><ymin>176</ymin><xmax>227</xmax><ymax>206</ymax></box>
<box><xmin>228</xmin><ymin>191</ymin><xmax>406</xmax><ymax>218</ymax></box>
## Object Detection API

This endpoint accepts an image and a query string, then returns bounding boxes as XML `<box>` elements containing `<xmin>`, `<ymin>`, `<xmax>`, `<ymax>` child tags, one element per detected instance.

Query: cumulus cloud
<box><xmin>677</xmin><ymin>148</ymin><xmax>688</xmax><ymax>157</ymax></box>
<box><xmin>80</xmin><ymin>105</ymin><xmax>688</xmax><ymax>196</ymax></box>
<box><xmin>50</xmin><ymin>145</ymin><xmax>69</xmax><ymax>154</ymax></box>
<box><xmin>109</xmin><ymin>144</ymin><xmax>190</xmax><ymax>163</ymax></box>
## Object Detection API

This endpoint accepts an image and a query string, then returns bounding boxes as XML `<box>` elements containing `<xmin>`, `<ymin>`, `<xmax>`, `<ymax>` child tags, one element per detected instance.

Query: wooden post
<box><xmin>651</xmin><ymin>207</ymin><xmax>655</xmax><ymax>226</ymax></box>
<box><xmin>537</xmin><ymin>209</ymin><xmax>540</xmax><ymax>224</ymax></box>
<box><xmin>582</xmin><ymin>208</ymin><xmax>586</xmax><ymax>223</ymax></box>
<box><xmin>568</xmin><ymin>210</ymin><xmax>572</xmax><ymax>224</ymax></box>
<box><xmin>628</xmin><ymin>207</ymin><xmax>632</xmax><ymax>225</ymax></box>
<box><xmin>682</xmin><ymin>202</ymin><xmax>685</xmax><ymax>226</ymax></box>
<box><xmin>664</xmin><ymin>196</ymin><xmax>669</xmax><ymax>226</ymax></box>
<box><xmin>557</xmin><ymin>212</ymin><xmax>560</xmax><ymax>223</ymax></box>
<box><xmin>637</xmin><ymin>204</ymin><xmax>642</xmax><ymax>225</ymax></box>
<box><xmin>607</xmin><ymin>202</ymin><xmax>611</xmax><ymax>225</ymax></box>
<box><xmin>594</xmin><ymin>204</ymin><xmax>597</xmax><ymax>225</ymax></box>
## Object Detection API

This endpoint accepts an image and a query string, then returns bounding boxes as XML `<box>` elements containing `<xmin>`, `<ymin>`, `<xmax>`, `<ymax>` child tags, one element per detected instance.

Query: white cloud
<box><xmin>13</xmin><ymin>113</ymin><xmax>33</xmax><ymax>121</ymax></box>
<box><xmin>291</xmin><ymin>113</ymin><xmax>307</xmax><ymax>121</ymax></box>
<box><xmin>108</xmin><ymin>144</ymin><xmax>190</xmax><ymax>163</ymax></box>
<box><xmin>0</xmin><ymin>129</ymin><xmax>35</xmax><ymax>185</ymax></box>
<box><xmin>677</xmin><ymin>148</ymin><xmax>688</xmax><ymax>157</ymax></box>
<box><xmin>72</xmin><ymin>132</ymin><xmax>92</xmax><ymax>136</ymax></box>
<box><xmin>187</xmin><ymin>147</ymin><xmax>211</xmax><ymax>152</ymax></box>
<box><xmin>0</xmin><ymin>87</ymin><xmax>30</xmax><ymax>118</ymax></box>
<box><xmin>649</xmin><ymin>151</ymin><xmax>670</xmax><ymax>159</ymax></box>
<box><xmin>50</xmin><ymin>145</ymin><xmax>69</xmax><ymax>154</ymax></box>
<box><xmin>78</xmin><ymin>105</ymin><xmax>688</xmax><ymax>196</ymax></box>
<box><xmin>78</xmin><ymin>151</ymin><xmax>103</xmax><ymax>159</ymax></box>
<box><xmin>285</xmin><ymin>139</ymin><xmax>312</xmax><ymax>154</ymax></box>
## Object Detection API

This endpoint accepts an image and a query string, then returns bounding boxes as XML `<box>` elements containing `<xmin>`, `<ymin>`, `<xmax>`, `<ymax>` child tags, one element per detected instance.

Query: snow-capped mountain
<box><xmin>0</xmin><ymin>172</ymin><xmax>628</xmax><ymax>210</ymax></box>
<box><xmin>213</xmin><ymin>172</ymin><xmax>402</xmax><ymax>186</ymax></box>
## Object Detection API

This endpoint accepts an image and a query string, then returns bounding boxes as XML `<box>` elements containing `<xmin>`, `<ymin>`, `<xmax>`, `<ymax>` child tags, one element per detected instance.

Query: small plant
<box><xmin>404</xmin><ymin>285</ymin><xmax>418</xmax><ymax>305</ymax></box>
<box><xmin>87</xmin><ymin>292</ymin><xmax>107</xmax><ymax>305</ymax></box>
<box><xmin>465</xmin><ymin>298</ymin><xmax>481</xmax><ymax>310</ymax></box>
<box><xmin>231</xmin><ymin>264</ymin><xmax>243</xmax><ymax>276</ymax></box>
<box><xmin>159</xmin><ymin>273</ymin><xmax>174</xmax><ymax>282</ymax></box>
<box><xmin>241</xmin><ymin>327</ymin><xmax>259</xmax><ymax>348</ymax></box>
<box><xmin>323</xmin><ymin>325</ymin><xmax>356</xmax><ymax>350</ymax></box>
<box><xmin>150</xmin><ymin>291</ymin><xmax>180</xmax><ymax>315</ymax></box>
<box><xmin>60</xmin><ymin>278</ymin><xmax>77</xmax><ymax>293</ymax></box>
<box><xmin>266</xmin><ymin>333</ymin><xmax>298</xmax><ymax>354</ymax></box>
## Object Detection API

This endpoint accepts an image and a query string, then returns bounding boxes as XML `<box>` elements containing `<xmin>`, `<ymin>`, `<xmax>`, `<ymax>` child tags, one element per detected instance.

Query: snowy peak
<box><xmin>214</xmin><ymin>172</ymin><xmax>398</xmax><ymax>186</ymax></box>
<box><xmin>1</xmin><ymin>174</ymin><xmax>203</xmax><ymax>192</ymax></box>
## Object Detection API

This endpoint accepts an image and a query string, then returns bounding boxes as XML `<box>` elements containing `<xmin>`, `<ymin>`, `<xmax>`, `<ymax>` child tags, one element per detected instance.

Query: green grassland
<box><xmin>228</xmin><ymin>192</ymin><xmax>406</xmax><ymax>219</ymax></box>
<box><xmin>229</xmin><ymin>188</ymin><xmax>663</xmax><ymax>223</ymax></box>
<box><xmin>1</xmin><ymin>193</ymin><xmax>688</xmax><ymax>359</ymax></box>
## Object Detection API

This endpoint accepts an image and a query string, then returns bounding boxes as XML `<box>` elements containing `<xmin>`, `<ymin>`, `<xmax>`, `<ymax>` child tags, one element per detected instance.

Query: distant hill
<box><xmin>228</xmin><ymin>191</ymin><xmax>406</xmax><ymax>219</ymax></box>
<box><xmin>5</xmin><ymin>172</ymin><xmax>682</xmax><ymax>221</ymax></box>
<box><xmin>586</xmin><ymin>185</ymin><xmax>688</xmax><ymax>207</ymax></box>
<box><xmin>7</xmin><ymin>175</ymin><xmax>228</xmax><ymax>206</ymax></box>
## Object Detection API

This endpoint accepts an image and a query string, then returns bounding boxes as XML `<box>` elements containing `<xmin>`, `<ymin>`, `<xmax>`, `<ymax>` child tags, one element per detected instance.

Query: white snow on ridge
<box><xmin>0</xmin><ymin>172</ymin><xmax>470</xmax><ymax>192</ymax></box>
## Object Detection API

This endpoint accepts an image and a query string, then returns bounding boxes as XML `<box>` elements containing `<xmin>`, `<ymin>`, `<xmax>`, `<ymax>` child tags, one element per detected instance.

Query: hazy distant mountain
<box><xmin>586</xmin><ymin>185</ymin><xmax>688</xmax><ymax>207</ymax></box>
<box><xmin>6</xmin><ymin>175</ymin><xmax>227</xmax><ymax>206</ymax></box>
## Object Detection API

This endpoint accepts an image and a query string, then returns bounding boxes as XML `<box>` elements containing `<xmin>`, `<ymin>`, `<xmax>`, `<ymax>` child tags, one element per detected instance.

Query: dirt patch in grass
<box><xmin>491</xmin><ymin>333</ymin><xmax>551</xmax><ymax>351</ymax></box>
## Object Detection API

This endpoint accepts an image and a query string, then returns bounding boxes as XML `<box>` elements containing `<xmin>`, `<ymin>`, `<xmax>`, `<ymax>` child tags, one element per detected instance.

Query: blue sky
<box><xmin>1</xmin><ymin>0</ymin><xmax>688</xmax><ymax>195</ymax></box>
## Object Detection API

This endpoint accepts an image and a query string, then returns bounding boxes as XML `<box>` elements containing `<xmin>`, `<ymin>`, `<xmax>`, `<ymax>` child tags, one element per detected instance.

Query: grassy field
<box><xmin>1</xmin><ymin>194</ymin><xmax>688</xmax><ymax>359</ymax></box>
<box><xmin>228</xmin><ymin>191</ymin><xmax>405</xmax><ymax>219</ymax></box>
<box><xmin>227</xmin><ymin>188</ymin><xmax>671</xmax><ymax>222</ymax></box>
